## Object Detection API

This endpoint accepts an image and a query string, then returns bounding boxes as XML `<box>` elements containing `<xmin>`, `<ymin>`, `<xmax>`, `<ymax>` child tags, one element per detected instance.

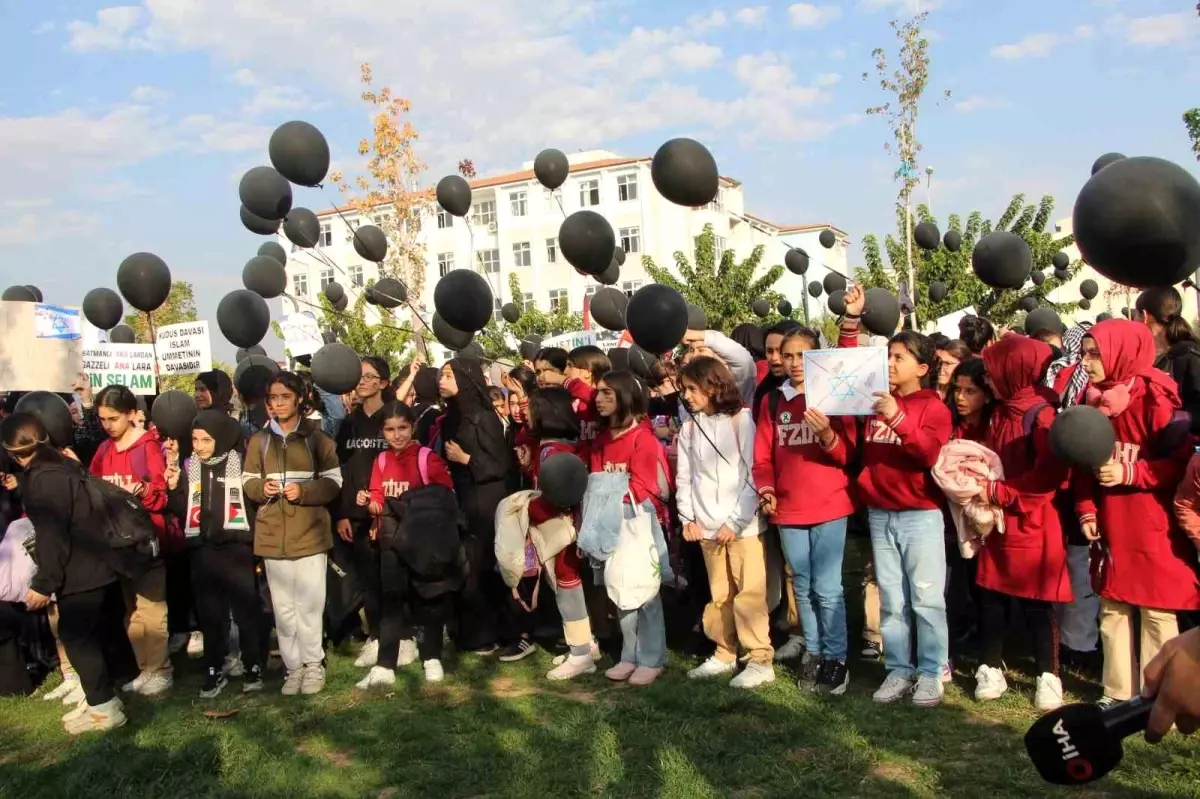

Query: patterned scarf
<box><xmin>184</xmin><ymin>450</ymin><xmax>249</xmax><ymax>537</ymax></box>
<box><xmin>1044</xmin><ymin>321</ymin><xmax>1092</xmax><ymax>408</ymax></box>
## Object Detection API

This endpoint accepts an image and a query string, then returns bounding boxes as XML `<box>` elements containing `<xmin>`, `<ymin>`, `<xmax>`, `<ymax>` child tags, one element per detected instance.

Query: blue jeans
<box><xmin>618</xmin><ymin>594</ymin><xmax>666</xmax><ymax>668</ymax></box>
<box><xmin>868</xmin><ymin>508</ymin><xmax>948</xmax><ymax>679</ymax></box>
<box><xmin>779</xmin><ymin>518</ymin><xmax>848</xmax><ymax>661</ymax></box>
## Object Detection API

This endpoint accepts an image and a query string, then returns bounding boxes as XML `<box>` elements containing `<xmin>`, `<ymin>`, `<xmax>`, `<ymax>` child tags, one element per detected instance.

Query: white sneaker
<box><xmin>974</xmin><ymin>665</ymin><xmax>1008</xmax><ymax>702</ymax></box>
<box><xmin>43</xmin><ymin>676</ymin><xmax>80</xmax><ymax>701</ymax></box>
<box><xmin>397</xmin><ymin>639</ymin><xmax>418</xmax><ymax>667</ymax></box>
<box><xmin>873</xmin><ymin>673</ymin><xmax>915</xmax><ymax>704</ymax></box>
<box><xmin>61</xmin><ymin>682</ymin><xmax>86</xmax><ymax>706</ymax></box>
<box><xmin>223</xmin><ymin>654</ymin><xmax>244</xmax><ymax>678</ymax></box>
<box><xmin>121</xmin><ymin>671</ymin><xmax>150</xmax><ymax>693</ymax></box>
<box><xmin>423</xmin><ymin>659</ymin><xmax>445</xmax><ymax>683</ymax></box>
<box><xmin>355</xmin><ymin>665</ymin><xmax>396</xmax><ymax>690</ymax></box>
<box><xmin>912</xmin><ymin>674</ymin><xmax>944</xmax><ymax>707</ymax></box>
<box><xmin>281</xmin><ymin>668</ymin><xmax>304</xmax><ymax>696</ymax></box>
<box><xmin>774</xmin><ymin>635</ymin><xmax>806</xmax><ymax>662</ymax></box>
<box><xmin>168</xmin><ymin>633</ymin><xmax>189</xmax><ymax>655</ymax></box>
<box><xmin>688</xmin><ymin>656</ymin><xmax>738</xmax><ymax>680</ymax></box>
<box><xmin>137</xmin><ymin>671</ymin><xmax>173</xmax><ymax>697</ymax></box>
<box><xmin>301</xmin><ymin>663</ymin><xmax>326</xmax><ymax>695</ymax></box>
<box><xmin>547</xmin><ymin>654</ymin><xmax>597</xmax><ymax>681</ymax></box>
<box><xmin>730</xmin><ymin>662</ymin><xmax>776</xmax><ymax>689</ymax></box>
<box><xmin>62</xmin><ymin>697</ymin><xmax>89</xmax><ymax>722</ymax></box>
<box><xmin>1034</xmin><ymin>672</ymin><xmax>1064</xmax><ymax>712</ymax></box>
<box><xmin>354</xmin><ymin>639</ymin><xmax>379</xmax><ymax>668</ymax></box>
<box><xmin>64</xmin><ymin>698</ymin><xmax>127</xmax><ymax>735</ymax></box>
<box><xmin>187</xmin><ymin>631</ymin><xmax>204</xmax><ymax>658</ymax></box>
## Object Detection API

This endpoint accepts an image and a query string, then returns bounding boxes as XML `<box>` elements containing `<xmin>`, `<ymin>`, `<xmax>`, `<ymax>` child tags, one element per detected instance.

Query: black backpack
<box><xmin>72</xmin><ymin>470</ymin><xmax>161</xmax><ymax>562</ymax></box>
<box><xmin>377</xmin><ymin>450</ymin><xmax>464</xmax><ymax>595</ymax></box>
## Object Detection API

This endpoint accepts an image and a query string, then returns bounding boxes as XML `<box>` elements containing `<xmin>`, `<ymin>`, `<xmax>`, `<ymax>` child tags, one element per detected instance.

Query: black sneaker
<box><xmin>498</xmin><ymin>639</ymin><xmax>537</xmax><ymax>662</ymax></box>
<box><xmin>199</xmin><ymin>667</ymin><xmax>227</xmax><ymax>699</ymax></box>
<box><xmin>860</xmin><ymin>640</ymin><xmax>883</xmax><ymax>660</ymax></box>
<box><xmin>797</xmin><ymin>655</ymin><xmax>822</xmax><ymax>690</ymax></box>
<box><xmin>242</xmin><ymin>665</ymin><xmax>264</xmax><ymax>694</ymax></box>
<box><xmin>814</xmin><ymin>659</ymin><xmax>850</xmax><ymax>696</ymax></box>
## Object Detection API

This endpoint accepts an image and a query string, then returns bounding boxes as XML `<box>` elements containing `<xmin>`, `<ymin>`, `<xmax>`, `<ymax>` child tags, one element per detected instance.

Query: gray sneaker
<box><xmin>796</xmin><ymin>652</ymin><xmax>822</xmax><ymax>690</ymax></box>
<box><xmin>873</xmin><ymin>673</ymin><xmax>915</xmax><ymax>704</ymax></box>
<box><xmin>912</xmin><ymin>674</ymin><xmax>945</xmax><ymax>707</ymax></box>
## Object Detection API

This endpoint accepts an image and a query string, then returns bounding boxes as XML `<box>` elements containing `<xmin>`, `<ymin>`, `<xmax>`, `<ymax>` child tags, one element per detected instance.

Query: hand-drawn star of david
<box><xmin>829</xmin><ymin>374</ymin><xmax>857</xmax><ymax>400</ymax></box>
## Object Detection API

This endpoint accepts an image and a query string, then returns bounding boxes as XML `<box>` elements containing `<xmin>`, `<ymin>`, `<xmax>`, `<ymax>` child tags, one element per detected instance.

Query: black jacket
<box><xmin>335</xmin><ymin>405</ymin><xmax>388</xmax><ymax>523</ymax></box>
<box><xmin>166</xmin><ymin>460</ymin><xmax>253</xmax><ymax>547</ymax></box>
<box><xmin>1156</xmin><ymin>341</ymin><xmax>1200</xmax><ymax>432</ymax></box>
<box><xmin>22</xmin><ymin>456</ymin><xmax>119</xmax><ymax>598</ymax></box>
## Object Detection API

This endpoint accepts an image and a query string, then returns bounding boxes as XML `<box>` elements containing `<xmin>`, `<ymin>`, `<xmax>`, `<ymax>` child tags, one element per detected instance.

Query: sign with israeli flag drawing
<box><xmin>33</xmin><ymin>304</ymin><xmax>81</xmax><ymax>340</ymax></box>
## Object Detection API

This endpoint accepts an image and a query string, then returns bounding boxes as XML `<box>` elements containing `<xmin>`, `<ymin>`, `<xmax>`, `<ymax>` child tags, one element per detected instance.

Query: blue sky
<box><xmin>0</xmin><ymin>0</ymin><xmax>1196</xmax><ymax>362</ymax></box>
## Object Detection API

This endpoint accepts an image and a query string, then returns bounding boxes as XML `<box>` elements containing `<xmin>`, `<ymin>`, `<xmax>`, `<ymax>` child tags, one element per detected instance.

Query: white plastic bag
<box><xmin>604</xmin><ymin>495</ymin><xmax>661</xmax><ymax>610</ymax></box>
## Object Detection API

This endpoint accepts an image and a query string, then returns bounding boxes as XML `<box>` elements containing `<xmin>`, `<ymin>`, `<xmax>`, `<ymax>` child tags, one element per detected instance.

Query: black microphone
<box><xmin>1024</xmin><ymin>697</ymin><xmax>1154</xmax><ymax>785</ymax></box>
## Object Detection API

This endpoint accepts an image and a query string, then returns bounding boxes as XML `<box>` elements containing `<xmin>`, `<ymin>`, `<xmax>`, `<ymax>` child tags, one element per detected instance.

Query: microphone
<box><xmin>1024</xmin><ymin>697</ymin><xmax>1154</xmax><ymax>785</ymax></box>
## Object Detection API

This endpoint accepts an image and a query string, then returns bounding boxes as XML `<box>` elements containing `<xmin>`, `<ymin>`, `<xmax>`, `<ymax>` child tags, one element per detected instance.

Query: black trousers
<box><xmin>165</xmin><ymin>550</ymin><xmax>195</xmax><ymax>636</ymax></box>
<box><xmin>57</xmin><ymin>582</ymin><xmax>139</xmax><ymax>706</ymax></box>
<box><xmin>0</xmin><ymin>601</ymin><xmax>33</xmax><ymax>697</ymax></box>
<box><xmin>352</xmin><ymin>522</ymin><xmax>382</xmax><ymax>640</ymax></box>
<box><xmin>498</xmin><ymin>573</ymin><xmax>562</xmax><ymax>643</ymax></box>
<box><xmin>979</xmin><ymin>587</ymin><xmax>1060</xmax><ymax>676</ymax></box>
<box><xmin>190</xmin><ymin>543</ymin><xmax>264</xmax><ymax>675</ymax></box>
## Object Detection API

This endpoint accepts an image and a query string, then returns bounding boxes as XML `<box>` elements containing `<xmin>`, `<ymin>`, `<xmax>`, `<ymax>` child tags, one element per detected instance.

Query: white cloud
<box><xmin>788</xmin><ymin>3</ymin><xmax>842</xmax><ymax>29</ymax></box>
<box><xmin>953</xmin><ymin>95</ymin><xmax>1007</xmax><ymax>114</ymax></box>
<box><xmin>668</xmin><ymin>42</ymin><xmax>722</xmax><ymax>70</ymax></box>
<box><xmin>232</xmin><ymin>68</ymin><xmax>258</xmax><ymax>87</ymax></box>
<box><xmin>65</xmin><ymin>5</ymin><xmax>144</xmax><ymax>52</ymax></box>
<box><xmin>34</xmin><ymin>21</ymin><xmax>56</xmax><ymax>35</ymax></box>
<box><xmin>734</xmin><ymin>6</ymin><xmax>768</xmax><ymax>27</ymax></box>
<box><xmin>4</xmin><ymin>197</ymin><xmax>53</xmax><ymax>211</ymax></box>
<box><xmin>129</xmin><ymin>85</ymin><xmax>171</xmax><ymax>102</ymax></box>
<box><xmin>687</xmin><ymin>10</ymin><xmax>727</xmax><ymax>32</ymax></box>
<box><xmin>0</xmin><ymin>210</ymin><xmax>99</xmax><ymax>246</ymax></box>
<box><xmin>990</xmin><ymin>25</ymin><xmax>1093</xmax><ymax>60</ymax></box>
<box><xmin>1125</xmin><ymin>12</ymin><xmax>1195</xmax><ymax>46</ymax></box>
<box><xmin>925</xmin><ymin>28</ymin><xmax>944</xmax><ymax>42</ymax></box>
<box><xmin>815</xmin><ymin>72</ymin><xmax>841</xmax><ymax>87</ymax></box>
<box><xmin>829</xmin><ymin>47</ymin><xmax>847</xmax><ymax>60</ymax></box>
<box><xmin>859</xmin><ymin>0</ymin><xmax>940</xmax><ymax>12</ymax></box>
<box><xmin>242</xmin><ymin>85</ymin><xmax>319</xmax><ymax>116</ymax></box>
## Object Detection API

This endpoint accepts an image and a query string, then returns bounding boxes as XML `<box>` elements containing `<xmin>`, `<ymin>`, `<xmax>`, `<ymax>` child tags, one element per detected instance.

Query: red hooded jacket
<box><xmin>89</xmin><ymin>428</ymin><xmax>169</xmax><ymax>545</ymax></box>
<box><xmin>857</xmin><ymin>389</ymin><xmax>952</xmax><ymax>511</ymax></box>
<box><xmin>588</xmin><ymin>418</ymin><xmax>672</xmax><ymax>521</ymax></box>
<box><xmin>368</xmin><ymin>442</ymin><xmax>454</xmax><ymax>506</ymax></box>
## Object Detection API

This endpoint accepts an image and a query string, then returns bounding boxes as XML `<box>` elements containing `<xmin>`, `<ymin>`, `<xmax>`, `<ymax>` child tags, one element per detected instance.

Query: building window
<box><xmin>510</xmin><ymin>191</ymin><xmax>528</xmax><ymax>217</ymax></box>
<box><xmin>513</xmin><ymin>242</ymin><xmax>531</xmax><ymax>268</ymax></box>
<box><xmin>543</xmin><ymin>189</ymin><xmax>560</xmax><ymax>214</ymax></box>
<box><xmin>493</xmin><ymin>297</ymin><xmax>504</xmax><ymax>322</ymax></box>
<box><xmin>578</xmin><ymin>178</ymin><xmax>600</xmax><ymax>207</ymax></box>
<box><xmin>437</xmin><ymin>252</ymin><xmax>454</xmax><ymax>278</ymax></box>
<box><xmin>617</xmin><ymin>173</ymin><xmax>638</xmax><ymax>202</ymax></box>
<box><xmin>343</xmin><ymin>218</ymin><xmax>361</xmax><ymax>243</ymax></box>
<box><xmin>619</xmin><ymin>226</ymin><xmax>641</xmax><ymax>254</ymax></box>
<box><xmin>437</xmin><ymin>209</ymin><xmax>453</xmax><ymax>229</ymax></box>
<box><xmin>545</xmin><ymin>237</ymin><xmax>557</xmax><ymax>263</ymax></box>
<box><xmin>471</xmin><ymin>200</ymin><xmax>495</xmax><ymax>227</ymax></box>
<box><xmin>480</xmin><ymin>249</ymin><xmax>500</xmax><ymax>274</ymax></box>
<box><xmin>349</xmin><ymin>265</ymin><xmax>363</xmax><ymax>287</ymax></box>
<box><xmin>549</xmin><ymin>289</ymin><xmax>568</xmax><ymax>313</ymax></box>
<box><xmin>622</xmin><ymin>280</ymin><xmax>643</xmax><ymax>298</ymax></box>
<box><xmin>293</xmin><ymin>273</ymin><xmax>308</xmax><ymax>297</ymax></box>
<box><xmin>707</xmin><ymin>188</ymin><xmax>725</xmax><ymax>213</ymax></box>
<box><xmin>694</xmin><ymin>235</ymin><xmax>728</xmax><ymax>264</ymax></box>
<box><xmin>584</xmin><ymin>285</ymin><xmax>597</xmax><ymax>299</ymax></box>
<box><xmin>318</xmin><ymin>221</ymin><xmax>332</xmax><ymax>247</ymax></box>
<box><xmin>522</xmin><ymin>292</ymin><xmax>535</xmax><ymax>312</ymax></box>
<box><xmin>319</xmin><ymin>268</ymin><xmax>334</xmax><ymax>288</ymax></box>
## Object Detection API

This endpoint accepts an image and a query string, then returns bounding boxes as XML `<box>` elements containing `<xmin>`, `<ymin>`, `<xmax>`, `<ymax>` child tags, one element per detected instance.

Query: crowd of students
<box><xmin>1</xmin><ymin>282</ymin><xmax>1199</xmax><ymax>738</ymax></box>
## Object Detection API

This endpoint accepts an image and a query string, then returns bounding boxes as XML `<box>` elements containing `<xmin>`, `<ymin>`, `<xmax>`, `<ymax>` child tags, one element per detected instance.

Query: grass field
<box><xmin>3</xmin><ymin>538</ymin><xmax>1200</xmax><ymax>799</ymax></box>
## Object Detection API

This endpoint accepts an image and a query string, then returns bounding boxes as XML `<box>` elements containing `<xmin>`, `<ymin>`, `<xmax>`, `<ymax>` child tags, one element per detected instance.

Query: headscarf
<box><xmin>441</xmin><ymin>357</ymin><xmax>495</xmax><ymax>442</ymax></box>
<box><xmin>184</xmin><ymin>410</ymin><xmax>248</xmax><ymax>536</ymax></box>
<box><xmin>412</xmin><ymin>366</ymin><xmax>441</xmax><ymax>405</ymax></box>
<box><xmin>192</xmin><ymin>410</ymin><xmax>243</xmax><ymax>459</ymax></box>
<box><xmin>982</xmin><ymin>335</ymin><xmax>1059</xmax><ymax>461</ymax></box>
<box><xmin>1044</xmin><ymin>321</ymin><xmax>1091</xmax><ymax>407</ymax></box>
<box><xmin>1084</xmin><ymin>319</ymin><xmax>1181</xmax><ymax>418</ymax></box>
<box><xmin>196</xmin><ymin>370</ymin><xmax>234</xmax><ymax>412</ymax></box>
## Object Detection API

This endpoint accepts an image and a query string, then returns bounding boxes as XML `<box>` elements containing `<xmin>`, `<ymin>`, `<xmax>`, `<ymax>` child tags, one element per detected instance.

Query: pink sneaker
<box><xmin>605</xmin><ymin>662</ymin><xmax>637</xmax><ymax>681</ymax></box>
<box><xmin>628</xmin><ymin>666</ymin><xmax>664</xmax><ymax>686</ymax></box>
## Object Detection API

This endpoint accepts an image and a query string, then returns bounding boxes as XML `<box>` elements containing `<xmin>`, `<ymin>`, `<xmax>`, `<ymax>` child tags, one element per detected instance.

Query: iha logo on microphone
<box><xmin>1052</xmin><ymin>719</ymin><xmax>1094</xmax><ymax>781</ymax></box>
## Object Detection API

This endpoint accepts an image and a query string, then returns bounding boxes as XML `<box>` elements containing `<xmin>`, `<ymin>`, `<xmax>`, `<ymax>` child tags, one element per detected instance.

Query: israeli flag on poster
<box><xmin>33</xmin><ymin>304</ymin><xmax>82</xmax><ymax>340</ymax></box>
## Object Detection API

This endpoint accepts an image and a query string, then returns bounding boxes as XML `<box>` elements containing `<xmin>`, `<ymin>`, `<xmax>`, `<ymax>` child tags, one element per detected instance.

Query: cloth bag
<box><xmin>604</xmin><ymin>493</ymin><xmax>661</xmax><ymax>611</ymax></box>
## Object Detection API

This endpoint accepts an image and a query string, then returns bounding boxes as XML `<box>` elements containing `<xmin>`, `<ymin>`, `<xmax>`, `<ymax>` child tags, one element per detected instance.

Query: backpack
<box><xmin>377</xmin><ymin>448</ymin><xmax>464</xmax><ymax>593</ymax></box>
<box><xmin>91</xmin><ymin>440</ymin><xmax>170</xmax><ymax>558</ymax></box>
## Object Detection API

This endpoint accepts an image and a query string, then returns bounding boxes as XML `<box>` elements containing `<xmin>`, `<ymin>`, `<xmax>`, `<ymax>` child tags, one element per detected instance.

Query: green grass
<box><xmin>3</xmin><ymin>538</ymin><xmax>1200</xmax><ymax>798</ymax></box>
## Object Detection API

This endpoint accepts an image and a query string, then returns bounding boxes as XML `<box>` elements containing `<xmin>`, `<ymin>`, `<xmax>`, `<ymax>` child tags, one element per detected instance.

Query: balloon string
<box><xmin>554</xmin><ymin>192</ymin><xmax>566</xmax><ymax>220</ymax></box>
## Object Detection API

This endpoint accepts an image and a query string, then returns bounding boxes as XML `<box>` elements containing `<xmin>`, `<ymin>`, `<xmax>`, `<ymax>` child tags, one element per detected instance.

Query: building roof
<box><xmin>743</xmin><ymin>213</ymin><xmax>848</xmax><ymax>238</ymax></box>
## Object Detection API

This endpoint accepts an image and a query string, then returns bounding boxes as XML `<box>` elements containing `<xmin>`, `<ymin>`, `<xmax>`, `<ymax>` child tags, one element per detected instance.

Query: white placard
<box><xmin>802</xmin><ymin>347</ymin><xmax>889</xmax><ymax>416</ymax></box>
<box><xmin>82</xmin><ymin>344</ymin><xmax>157</xmax><ymax>395</ymax></box>
<box><xmin>541</xmin><ymin>330</ymin><xmax>596</xmax><ymax>352</ymax></box>
<box><xmin>153</xmin><ymin>321</ymin><xmax>212</xmax><ymax>377</ymax></box>
<box><xmin>934</xmin><ymin>307</ymin><xmax>977</xmax><ymax>341</ymax></box>
<box><xmin>280</xmin><ymin>312</ymin><xmax>323</xmax><ymax>357</ymax></box>
<box><xmin>0</xmin><ymin>302</ymin><xmax>83</xmax><ymax>392</ymax></box>
<box><xmin>34</xmin><ymin>304</ymin><xmax>82</xmax><ymax>340</ymax></box>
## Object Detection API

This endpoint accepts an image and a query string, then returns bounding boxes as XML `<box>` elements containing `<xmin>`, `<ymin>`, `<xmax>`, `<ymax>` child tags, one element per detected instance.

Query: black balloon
<box><xmin>1079</xmin><ymin>298</ymin><xmax>1092</xmax><ymax>311</ymax></box>
<box><xmin>268</xmin><ymin>121</ymin><xmax>330</xmax><ymax>187</ymax></box>
<box><xmin>364</xmin><ymin>286</ymin><xmax>380</xmax><ymax>306</ymax></box>
<box><xmin>943</xmin><ymin>230</ymin><xmax>962</xmax><ymax>252</ymax></box>
<box><xmin>559</xmin><ymin>211</ymin><xmax>616</xmax><ymax>276</ymax></box>
<box><xmin>432</xmin><ymin>313</ymin><xmax>474</xmax><ymax>351</ymax></box>
<box><xmin>808</xmin><ymin>281</ymin><xmax>823</xmax><ymax>299</ymax></box>
<box><xmin>242</xmin><ymin>255</ymin><xmax>287</xmax><ymax>299</ymax></box>
<box><xmin>914</xmin><ymin>222</ymin><xmax>940</xmax><ymax>251</ymax></box>
<box><xmin>324</xmin><ymin>281</ymin><xmax>344</xmax><ymax>305</ymax></box>
<box><xmin>116</xmin><ymin>253</ymin><xmax>171</xmax><ymax>313</ymax></box>
<box><xmin>333</xmin><ymin>294</ymin><xmax>348</xmax><ymax>312</ymax></box>
<box><xmin>109</xmin><ymin>324</ymin><xmax>136</xmax><ymax>343</ymax></box>
<box><xmin>283</xmin><ymin>208</ymin><xmax>320</xmax><ymax>248</ymax></box>
<box><xmin>353</xmin><ymin>224</ymin><xmax>388</xmax><ymax>262</ymax></box>
<box><xmin>501</xmin><ymin>302</ymin><xmax>521</xmax><ymax>324</ymax></box>
<box><xmin>614</xmin><ymin>247</ymin><xmax>626</xmax><ymax>267</ymax></box>
<box><xmin>322</xmin><ymin>331</ymin><xmax>337</xmax><ymax>344</ymax></box>
<box><xmin>533</xmin><ymin>149</ymin><xmax>570</xmax><ymax>191</ymax></box>
<box><xmin>239</xmin><ymin>166</ymin><xmax>293</xmax><ymax>221</ymax></box>
<box><xmin>822</xmin><ymin>272</ymin><xmax>846</xmax><ymax>295</ymax></box>
<box><xmin>1019</xmin><ymin>296</ymin><xmax>1038</xmax><ymax>312</ymax></box>
<box><xmin>311</xmin><ymin>343</ymin><xmax>361</xmax><ymax>395</ymax></box>
<box><xmin>258</xmin><ymin>241</ymin><xmax>287</xmax><ymax>266</ymax></box>
<box><xmin>1079</xmin><ymin>279</ymin><xmax>1099</xmax><ymax>300</ymax></box>
<box><xmin>751</xmin><ymin>299</ymin><xmax>771</xmax><ymax>318</ymax></box>
<box><xmin>234</xmin><ymin>354</ymin><xmax>279</xmax><ymax>398</ymax></box>
<box><xmin>519</xmin><ymin>337</ymin><xmax>542</xmax><ymax>362</ymax></box>
<box><xmin>538</xmin><ymin>452</ymin><xmax>588</xmax><ymax>508</ymax></box>
<box><xmin>972</xmin><ymin>231</ymin><xmax>1032</xmax><ymax>289</ymax></box>
<box><xmin>597</xmin><ymin>259</ymin><xmax>621</xmax><ymax>286</ymax></box>
<box><xmin>436</xmin><ymin>175</ymin><xmax>472</xmax><ymax>218</ymax></box>
<box><xmin>1054</xmin><ymin>268</ymin><xmax>1070</xmax><ymax>282</ymax></box>
<box><xmin>818</xmin><ymin>229</ymin><xmax>836</xmax><ymax>249</ymax></box>
<box><xmin>1050</xmin><ymin>405</ymin><xmax>1115</xmax><ymax>468</ymax></box>
<box><xmin>862</xmin><ymin>288</ymin><xmax>901</xmax><ymax>336</ymax></box>
<box><xmin>1121</xmin><ymin>307</ymin><xmax>1131</xmax><ymax>319</ymax></box>
<box><xmin>827</xmin><ymin>290</ymin><xmax>847</xmax><ymax>316</ymax></box>
<box><xmin>1073</xmin><ymin>156</ymin><xmax>1200</xmax><ymax>289</ymax></box>
<box><xmin>1031</xmin><ymin>270</ymin><xmax>1046</xmax><ymax>286</ymax></box>
<box><xmin>928</xmin><ymin>281</ymin><xmax>948</xmax><ymax>303</ymax></box>
<box><xmin>151</xmin><ymin>391</ymin><xmax>198</xmax><ymax>443</ymax></box>
<box><xmin>1052</xmin><ymin>251</ymin><xmax>1070</xmax><ymax>270</ymax></box>
<box><xmin>650</xmin><ymin>138</ymin><xmax>719</xmax><ymax>208</ymax></box>
<box><xmin>785</xmin><ymin>248</ymin><xmax>809</xmax><ymax>275</ymax></box>
<box><xmin>2</xmin><ymin>285</ymin><xmax>36</xmax><ymax>302</ymax></box>
<box><xmin>374</xmin><ymin>278</ymin><xmax>406</xmax><ymax>309</ymax></box>
<box><xmin>241</xmin><ymin>205</ymin><xmax>279</xmax><ymax>236</ymax></box>
<box><xmin>1091</xmin><ymin>152</ymin><xmax>1126</xmax><ymax>175</ymax></box>
<box><xmin>217</xmin><ymin>289</ymin><xmax>270</xmax><ymax>348</ymax></box>
<box><xmin>24</xmin><ymin>286</ymin><xmax>42</xmax><ymax>302</ymax></box>
<box><xmin>776</xmin><ymin>300</ymin><xmax>792</xmax><ymax>319</ymax></box>
<box><xmin>14</xmin><ymin>392</ymin><xmax>73</xmax><ymax>448</ymax></box>
<box><xmin>235</xmin><ymin>345</ymin><xmax>267</xmax><ymax>362</ymax></box>
<box><xmin>626</xmin><ymin>284</ymin><xmax>687</xmax><ymax>354</ymax></box>
<box><xmin>434</xmin><ymin>269</ymin><xmax>492</xmax><ymax>332</ymax></box>
<box><xmin>590</xmin><ymin>288</ymin><xmax>628</xmax><ymax>331</ymax></box>
<box><xmin>82</xmin><ymin>287</ymin><xmax>124</xmax><ymax>330</ymax></box>
<box><xmin>626</xmin><ymin>345</ymin><xmax>659</xmax><ymax>381</ymax></box>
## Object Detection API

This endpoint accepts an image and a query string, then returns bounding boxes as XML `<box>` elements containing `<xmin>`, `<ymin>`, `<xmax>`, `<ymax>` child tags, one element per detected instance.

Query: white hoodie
<box><xmin>675</xmin><ymin>409</ymin><xmax>760</xmax><ymax>539</ymax></box>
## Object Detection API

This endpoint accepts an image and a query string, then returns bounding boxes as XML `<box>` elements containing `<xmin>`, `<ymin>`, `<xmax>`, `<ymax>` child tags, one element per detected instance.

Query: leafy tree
<box><xmin>1184</xmin><ymin>108</ymin><xmax>1200</xmax><ymax>162</ymax></box>
<box><xmin>475</xmin><ymin>274</ymin><xmax>583</xmax><ymax>361</ymax></box>
<box><xmin>122</xmin><ymin>281</ymin><xmax>231</xmax><ymax>391</ymax></box>
<box><xmin>273</xmin><ymin>280</ymin><xmax>411</xmax><ymax>375</ymax></box>
<box><xmin>642</xmin><ymin>224</ymin><xmax>784</xmax><ymax>332</ymax></box>
<box><xmin>857</xmin><ymin>193</ymin><xmax>1082</xmax><ymax>329</ymax></box>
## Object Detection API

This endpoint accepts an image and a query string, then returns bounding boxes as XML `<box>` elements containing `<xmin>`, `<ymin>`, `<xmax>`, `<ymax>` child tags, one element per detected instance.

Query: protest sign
<box><xmin>541</xmin><ymin>330</ymin><xmax>596</xmax><ymax>352</ymax></box>
<box><xmin>280</xmin><ymin>313</ymin><xmax>323</xmax><ymax>357</ymax></box>
<box><xmin>154</xmin><ymin>321</ymin><xmax>212</xmax><ymax>377</ymax></box>
<box><xmin>0</xmin><ymin>302</ymin><xmax>82</xmax><ymax>392</ymax></box>
<box><xmin>803</xmin><ymin>347</ymin><xmax>889</xmax><ymax>416</ymax></box>
<box><xmin>82</xmin><ymin>344</ymin><xmax>157</xmax><ymax>395</ymax></box>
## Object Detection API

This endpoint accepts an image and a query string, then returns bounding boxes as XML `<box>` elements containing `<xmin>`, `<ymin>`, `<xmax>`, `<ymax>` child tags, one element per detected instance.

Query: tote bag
<box><xmin>604</xmin><ymin>493</ymin><xmax>661</xmax><ymax>610</ymax></box>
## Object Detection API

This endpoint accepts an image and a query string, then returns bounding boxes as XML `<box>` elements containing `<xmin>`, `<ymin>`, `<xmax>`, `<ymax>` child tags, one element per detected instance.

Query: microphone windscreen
<box><xmin>1024</xmin><ymin>703</ymin><xmax>1122</xmax><ymax>785</ymax></box>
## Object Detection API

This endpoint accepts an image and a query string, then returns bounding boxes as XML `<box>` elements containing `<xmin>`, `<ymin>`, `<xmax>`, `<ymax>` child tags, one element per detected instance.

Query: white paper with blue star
<box><xmin>803</xmin><ymin>347</ymin><xmax>889</xmax><ymax>416</ymax></box>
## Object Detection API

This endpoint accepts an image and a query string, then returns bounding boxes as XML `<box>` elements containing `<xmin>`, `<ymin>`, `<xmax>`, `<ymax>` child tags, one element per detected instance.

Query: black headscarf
<box><xmin>412</xmin><ymin>366</ymin><xmax>441</xmax><ymax>405</ymax></box>
<box><xmin>196</xmin><ymin>370</ymin><xmax>234</xmax><ymax>412</ymax></box>
<box><xmin>441</xmin><ymin>357</ymin><xmax>494</xmax><ymax>441</ymax></box>
<box><xmin>192</xmin><ymin>409</ymin><xmax>243</xmax><ymax>460</ymax></box>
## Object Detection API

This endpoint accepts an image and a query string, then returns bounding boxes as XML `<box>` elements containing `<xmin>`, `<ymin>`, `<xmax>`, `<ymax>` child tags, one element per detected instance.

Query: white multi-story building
<box><xmin>277</xmin><ymin>149</ymin><xmax>850</xmax><ymax>332</ymax></box>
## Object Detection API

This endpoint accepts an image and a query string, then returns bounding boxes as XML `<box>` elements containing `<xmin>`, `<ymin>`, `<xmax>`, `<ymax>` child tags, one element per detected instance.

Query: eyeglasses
<box><xmin>360</xmin><ymin>374</ymin><xmax>381</xmax><ymax>383</ymax></box>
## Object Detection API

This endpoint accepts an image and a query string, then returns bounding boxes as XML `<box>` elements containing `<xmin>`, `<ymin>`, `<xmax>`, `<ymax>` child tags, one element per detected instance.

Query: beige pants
<box><xmin>700</xmin><ymin>537</ymin><xmax>774</xmax><ymax>665</ymax></box>
<box><xmin>1100</xmin><ymin>598</ymin><xmax>1179</xmax><ymax>700</ymax></box>
<box><xmin>123</xmin><ymin>566</ymin><xmax>170</xmax><ymax>674</ymax></box>
<box><xmin>47</xmin><ymin>604</ymin><xmax>74</xmax><ymax>678</ymax></box>
<box><xmin>863</xmin><ymin>559</ymin><xmax>882</xmax><ymax>647</ymax></box>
